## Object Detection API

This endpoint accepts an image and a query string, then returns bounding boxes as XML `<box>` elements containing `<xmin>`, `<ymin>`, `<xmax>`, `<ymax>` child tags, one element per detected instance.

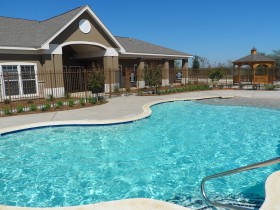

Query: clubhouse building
<box><xmin>0</xmin><ymin>5</ymin><xmax>191</xmax><ymax>99</ymax></box>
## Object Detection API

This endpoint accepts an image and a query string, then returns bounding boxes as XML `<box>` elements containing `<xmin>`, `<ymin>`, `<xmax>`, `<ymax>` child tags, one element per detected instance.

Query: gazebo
<box><xmin>232</xmin><ymin>48</ymin><xmax>276</xmax><ymax>85</ymax></box>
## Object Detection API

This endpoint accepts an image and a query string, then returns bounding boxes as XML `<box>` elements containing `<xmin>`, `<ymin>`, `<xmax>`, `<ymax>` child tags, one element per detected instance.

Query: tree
<box><xmin>144</xmin><ymin>63</ymin><xmax>162</xmax><ymax>93</ymax></box>
<box><xmin>192</xmin><ymin>55</ymin><xmax>200</xmax><ymax>70</ymax></box>
<box><xmin>88</xmin><ymin>70</ymin><xmax>105</xmax><ymax>100</ymax></box>
<box><xmin>174</xmin><ymin>60</ymin><xmax>182</xmax><ymax>69</ymax></box>
<box><xmin>208</xmin><ymin>65</ymin><xmax>224</xmax><ymax>87</ymax></box>
<box><xmin>259</xmin><ymin>49</ymin><xmax>280</xmax><ymax>68</ymax></box>
<box><xmin>270</xmin><ymin>49</ymin><xmax>280</xmax><ymax>68</ymax></box>
<box><xmin>192</xmin><ymin>55</ymin><xmax>200</xmax><ymax>82</ymax></box>
<box><xmin>198</xmin><ymin>56</ymin><xmax>210</xmax><ymax>68</ymax></box>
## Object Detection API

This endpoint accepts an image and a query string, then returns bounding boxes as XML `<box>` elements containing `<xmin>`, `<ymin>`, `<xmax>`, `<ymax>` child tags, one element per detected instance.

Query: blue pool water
<box><xmin>0</xmin><ymin>101</ymin><xmax>280</xmax><ymax>209</ymax></box>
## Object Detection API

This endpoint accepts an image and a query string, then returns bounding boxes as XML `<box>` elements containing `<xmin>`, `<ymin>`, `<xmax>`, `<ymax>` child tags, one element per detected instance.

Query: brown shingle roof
<box><xmin>115</xmin><ymin>36</ymin><xmax>191</xmax><ymax>57</ymax></box>
<box><xmin>0</xmin><ymin>6</ymin><xmax>85</xmax><ymax>48</ymax></box>
<box><xmin>233</xmin><ymin>53</ymin><xmax>275</xmax><ymax>64</ymax></box>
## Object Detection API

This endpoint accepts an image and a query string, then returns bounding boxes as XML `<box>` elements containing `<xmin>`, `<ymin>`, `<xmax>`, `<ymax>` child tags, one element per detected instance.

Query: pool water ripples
<box><xmin>0</xmin><ymin>101</ymin><xmax>279</xmax><ymax>208</ymax></box>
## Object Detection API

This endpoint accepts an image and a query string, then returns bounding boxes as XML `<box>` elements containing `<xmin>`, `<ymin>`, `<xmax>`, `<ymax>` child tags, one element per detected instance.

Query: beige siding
<box><xmin>51</xmin><ymin>12</ymin><xmax>118</xmax><ymax>48</ymax></box>
<box><xmin>0</xmin><ymin>54</ymin><xmax>43</xmax><ymax>72</ymax></box>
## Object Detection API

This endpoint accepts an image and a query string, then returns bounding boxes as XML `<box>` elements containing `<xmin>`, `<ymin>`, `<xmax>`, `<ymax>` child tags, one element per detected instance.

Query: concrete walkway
<box><xmin>1</xmin><ymin>90</ymin><xmax>280</xmax><ymax>130</ymax></box>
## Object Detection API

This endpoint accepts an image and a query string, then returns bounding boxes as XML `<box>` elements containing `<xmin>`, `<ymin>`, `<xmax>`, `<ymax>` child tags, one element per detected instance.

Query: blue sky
<box><xmin>1</xmin><ymin>0</ymin><xmax>279</xmax><ymax>65</ymax></box>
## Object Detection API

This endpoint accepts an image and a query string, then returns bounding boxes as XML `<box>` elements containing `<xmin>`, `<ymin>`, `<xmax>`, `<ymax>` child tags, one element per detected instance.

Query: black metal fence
<box><xmin>1</xmin><ymin>67</ymin><xmax>280</xmax><ymax>116</ymax></box>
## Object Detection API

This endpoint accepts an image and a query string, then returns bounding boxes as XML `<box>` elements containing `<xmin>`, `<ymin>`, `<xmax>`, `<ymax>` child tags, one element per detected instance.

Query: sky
<box><xmin>1</xmin><ymin>0</ymin><xmax>280</xmax><ymax>65</ymax></box>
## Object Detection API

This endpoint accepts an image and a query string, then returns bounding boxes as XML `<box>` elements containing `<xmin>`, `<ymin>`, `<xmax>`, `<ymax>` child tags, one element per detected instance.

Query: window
<box><xmin>21</xmin><ymin>65</ymin><xmax>36</xmax><ymax>94</ymax></box>
<box><xmin>0</xmin><ymin>63</ymin><xmax>38</xmax><ymax>98</ymax></box>
<box><xmin>2</xmin><ymin>65</ymin><xmax>19</xmax><ymax>96</ymax></box>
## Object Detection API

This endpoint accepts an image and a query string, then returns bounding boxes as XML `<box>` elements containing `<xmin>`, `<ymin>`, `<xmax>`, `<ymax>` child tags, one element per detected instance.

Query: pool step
<box><xmin>168</xmin><ymin>194</ymin><xmax>263</xmax><ymax>210</ymax></box>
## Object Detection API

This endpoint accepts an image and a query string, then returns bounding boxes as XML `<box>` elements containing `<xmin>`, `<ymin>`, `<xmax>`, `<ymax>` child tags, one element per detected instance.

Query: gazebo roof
<box><xmin>233</xmin><ymin>48</ymin><xmax>275</xmax><ymax>65</ymax></box>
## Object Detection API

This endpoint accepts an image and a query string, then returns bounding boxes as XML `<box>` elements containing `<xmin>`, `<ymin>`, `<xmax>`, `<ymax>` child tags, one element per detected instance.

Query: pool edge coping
<box><xmin>0</xmin><ymin>198</ymin><xmax>191</xmax><ymax>210</ymax></box>
<box><xmin>0</xmin><ymin>95</ymin><xmax>234</xmax><ymax>136</ymax></box>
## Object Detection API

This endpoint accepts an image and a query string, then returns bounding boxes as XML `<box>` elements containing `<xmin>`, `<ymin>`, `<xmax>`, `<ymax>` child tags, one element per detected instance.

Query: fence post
<box><xmin>7</xmin><ymin>75</ymin><xmax>13</xmax><ymax>113</ymax></box>
<box><xmin>83</xmin><ymin>69</ymin><xmax>88</xmax><ymax>100</ymax></box>
<box><xmin>49</xmin><ymin>70</ymin><xmax>55</xmax><ymax>107</ymax></box>
<box><xmin>137</xmin><ymin>70</ymin><xmax>140</xmax><ymax>94</ymax></box>
<box><xmin>185</xmin><ymin>67</ymin><xmax>187</xmax><ymax>88</ymax></box>
<box><xmin>125</xmin><ymin>68</ymin><xmax>129</xmax><ymax>95</ymax></box>
<box><xmin>109</xmin><ymin>68</ymin><xmax>112</xmax><ymax>98</ymax></box>
<box><xmin>207</xmin><ymin>69</ymin><xmax>209</xmax><ymax>85</ymax></box>
<box><xmin>225</xmin><ymin>68</ymin><xmax>228</xmax><ymax>87</ymax></box>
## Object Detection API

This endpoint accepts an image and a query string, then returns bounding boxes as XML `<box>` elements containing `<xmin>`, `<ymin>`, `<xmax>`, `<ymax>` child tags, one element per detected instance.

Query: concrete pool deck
<box><xmin>0</xmin><ymin>89</ymin><xmax>280</xmax><ymax>210</ymax></box>
<box><xmin>1</xmin><ymin>89</ymin><xmax>280</xmax><ymax>131</ymax></box>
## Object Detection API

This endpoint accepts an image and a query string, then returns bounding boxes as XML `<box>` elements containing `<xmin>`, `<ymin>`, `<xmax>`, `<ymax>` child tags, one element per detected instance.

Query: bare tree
<box><xmin>198</xmin><ymin>56</ymin><xmax>210</xmax><ymax>68</ymax></box>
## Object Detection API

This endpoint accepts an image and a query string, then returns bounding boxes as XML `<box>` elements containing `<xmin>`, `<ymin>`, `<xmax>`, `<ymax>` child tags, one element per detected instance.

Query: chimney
<box><xmin>251</xmin><ymin>47</ymin><xmax>257</xmax><ymax>55</ymax></box>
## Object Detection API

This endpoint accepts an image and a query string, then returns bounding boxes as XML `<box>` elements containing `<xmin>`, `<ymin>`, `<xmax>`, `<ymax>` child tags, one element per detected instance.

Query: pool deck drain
<box><xmin>0</xmin><ymin>90</ymin><xmax>280</xmax><ymax>210</ymax></box>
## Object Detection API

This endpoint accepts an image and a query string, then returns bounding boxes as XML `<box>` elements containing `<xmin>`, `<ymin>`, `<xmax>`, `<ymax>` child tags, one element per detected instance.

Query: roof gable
<box><xmin>39</xmin><ymin>5</ymin><xmax>124</xmax><ymax>51</ymax></box>
<box><xmin>0</xmin><ymin>5</ymin><xmax>124</xmax><ymax>51</ymax></box>
<box><xmin>36</xmin><ymin>6</ymin><xmax>85</xmax><ymax>48</ymax></box>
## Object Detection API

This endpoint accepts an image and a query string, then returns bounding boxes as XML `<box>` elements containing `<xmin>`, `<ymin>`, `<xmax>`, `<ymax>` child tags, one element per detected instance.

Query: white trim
<box><xmin>44</xmin><ymin>87</ymin><xmax>64</xmax><ymax>98</ymax></box>
<box><xmin>47</xmin><ymin>44</ymin><xmax>62</xmax><ymax>54</ymax></box>
<box><xmin>120</xmin><ymin>52</ymin><xmax>193</xmax><ymax>59</ymax></box>
<box><xmin>104</xmin><ymin>48</ymin><xmax>119</xmax><ymax>57</ymax></box>
<box><xmin>59</xmin><ymin>41</ymin><xmax>108</xmax><ymax>49</ymax></box>
<box><xmin>41</xmin><ymin>6</ymin><xmax>126</xmax><ymax>52</ymax></box>
<box><xmin>162</xmin><ymin>79</ymin><xmax>169</xmax><ymax>86</ymax></box>
<box><xmin>0</xmin><ymin>46</ymin><xmax>38</xmax><ymax>51</ymax></box>
<box><xmin>79</xmin><ymin>19</ymin><xmax>91</xmax><ymax>34</ymax></box>
<box><xmin>137</xmin><ymin>80</ymin><xmax>145</xmax><ymax>88</ymax></box>
<box><xmin>47</xmin><ymin>41</ymin><xmax>118</xmax><ymax>56</ymax></box>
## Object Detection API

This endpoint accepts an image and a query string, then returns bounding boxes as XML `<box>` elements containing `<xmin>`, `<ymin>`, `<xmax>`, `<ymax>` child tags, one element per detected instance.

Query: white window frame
<box><xmin>0</xmin><ymin>62</ymin><xmax>39</xmax><ymax>99</ymax></box>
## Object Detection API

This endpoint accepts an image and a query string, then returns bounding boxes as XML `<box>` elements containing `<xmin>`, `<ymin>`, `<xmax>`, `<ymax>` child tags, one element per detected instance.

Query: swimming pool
<box><xmin>0</xmin><ymin>101</ymin><xmax>279</xmax><ymax>209</ymax></box>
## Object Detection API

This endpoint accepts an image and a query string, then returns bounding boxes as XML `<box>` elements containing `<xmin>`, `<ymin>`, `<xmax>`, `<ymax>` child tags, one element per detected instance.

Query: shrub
<box><xmin>68</xmin><ymin>99</ymin><xmax>75</xmax><ymax>107</ymax></box>
<box><xmin>3</xmin><ymin>107</ymin><xmax>11</xmax><ymax>115</ymax></box>
<box><xmin>144</xmin><ymin>63</ymin><xmax>162</xmax><ymax>93</ymax></box>
<box><xmin>16</xmin><ymin>106</ymin><xmax>24</xmax><ymax>113</ymax></box>
<box><xmin>138</xmin><ymin>91</ymin><xmax>144</xmax><ymax>96</ymax></box>
<box><xmin>264</xmin><ymin>84</ymin><xmax>277</xmax><ymax>90</ymax></box>
<box><xmin>209</xmin><ymin>68</ymin><xmax>224</xmax><ymax>87</ymax></box>
<box><xmin>88</xmin><ymin>97</ymin><xmax>97</xmax><ymax>104</ymax></box>
<box><xmin>88</xmin><ymin>70</ymin><xmax>105</xmax><ymax>99</ymax></box>
<box><xmin>29</xmin><ymin>104</ymin><xmax>37</xmax><ymax>111</ymax></box>
<box><xmin>45</xmin><ymin>103</ymin><xmax>51</xmax><ymax>110</ymax></box>
<box><xmin>79</xmin><ymin>98</ymin><xmax>85</xmax><ymax>107</ymax></box>
<box><xmin>113</xmin><ymin>85</ymin><xmax>121</xmax><ymax>95</ymax></box>
<box><xmin>98</xmin><ymin>96</ymin><xmax>105</xmax><ymax>103</ymax></box>
<box><xmin>56</xmin><ymin>101</ymin><xmax>63</xmax><ymax>109</ymax></box>
<box><xmin>41</xmin><ymin>105</ymin><xmax>47</xmax><ymax>111</ymax></box>
<box><xmin>125</xmin><ymin>86</ymin><xmax>131</xmax><ymax>96</ymax></box>
<box><xmin>157</xmin><ymin>90</ymin><xmax>164</xmax><ymax>95</ymax></box>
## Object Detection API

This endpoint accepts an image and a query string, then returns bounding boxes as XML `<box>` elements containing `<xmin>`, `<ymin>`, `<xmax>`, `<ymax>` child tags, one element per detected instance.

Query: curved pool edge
<box><xmin>0</xmin><ymin>198</ymin><xmax>191</xmax><ymax>210</ymax></box>
<box><xmin>260</xmin><ymin>170</ymin><xmax>280</xmax><ymax>210</ymax></box>
<box><xmin>0</xmin><ymin>95</ymin><xmax>234</xmax><ymax>136</ymax></box>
